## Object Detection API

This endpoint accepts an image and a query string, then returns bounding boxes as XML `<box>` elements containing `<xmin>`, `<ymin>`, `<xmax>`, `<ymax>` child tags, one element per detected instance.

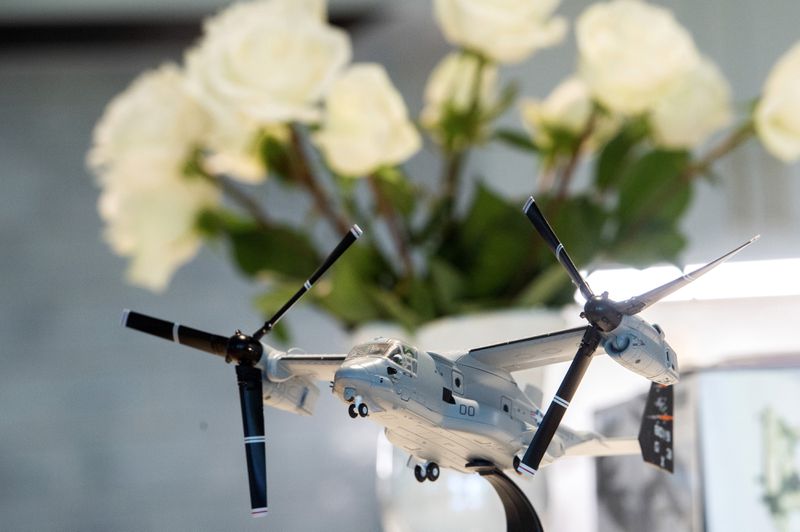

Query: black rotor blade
<box><xmin>252</xmin><ymin>224</ymin><xmax>363</xmax><ymax>340</ymax></box>
<box><xmin>122</xmin><ymin>310</ymin><xmax>229</xmax><ymax>358</ymax></box>
<box><xmin>236</xmin><ymin>364</ymin><xmax>268</xmax><ymax>517</ymax></box>
<box><xmin>616</xmin><ymin>235</ymin><xmax>760</xmax><ymax>316</ymax></box>
<box><xmin>523</xmin><ymin>196</ymin><xmax>595</xmax><ymax>301</ymax></box>
<box><xmin>519</xmin><ymin>326</ymin><xmax>602</xmax><ymax>476</ymax></box>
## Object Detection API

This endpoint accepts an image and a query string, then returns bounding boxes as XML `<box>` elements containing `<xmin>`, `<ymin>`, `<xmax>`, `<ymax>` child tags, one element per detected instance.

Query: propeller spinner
<box><xmin>121</xmin><ymin>224</ymin><xmax>362</xmax><ymax>516</ymax></box>
<box><xmin>518</xmin><ymin>195</ymin><xmax>758</xmax><ymax>476</ymax></box>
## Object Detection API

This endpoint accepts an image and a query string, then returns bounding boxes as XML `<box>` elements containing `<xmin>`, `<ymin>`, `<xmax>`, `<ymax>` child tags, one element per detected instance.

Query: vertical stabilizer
<box><xmin>638</xmin><ymin>383</ymin><xmax>674</xmax><ymax>473</ymax></box>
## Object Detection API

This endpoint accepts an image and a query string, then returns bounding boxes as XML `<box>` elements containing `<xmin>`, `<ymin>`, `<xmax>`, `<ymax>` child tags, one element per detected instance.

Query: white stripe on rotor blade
<box><xmin>244</xmin><ymin>436</ymin><xmax>266</xmax><ymax>444</ymax></box>
<box><xmin>251</xmin><ymin>508</ymin><xmax>268</xmax><ymax>517</ymax></box>
<box><xmin>120</xmin><ymin>309</ymin><xmax>130</xmax><ymax>327</ymax></box>
<box><xmin>555</xmin><ymin>244</ymin><xmax>565</xmax><ymax>260</ymax></box>
<box><xmin>518</xmin><ymin>463</ymin><xmax>537</xmax><ymax>476</ymax></box>
<box><xmin>522</xmin><ymin>196</ymin><xmax>534</xmax><ymax>213</ymax></box>
<box><xmin>552</xmin><ymin>395</ymin><xmax>570</xmax><ymax>408</ymax></box>
<box><xmin>304</xmin><ymin>280</ymin><xmax>312</xmax><ymax>290</ymax></box>
<box><xmin>351</xmin><ymin>224</ymin><xmax>363</xmax><ymax>238</ymax></box>
<box><xmin>682</xmin><ymin>271</ymin><xmax>695</xmax><ymax>282</ymax></box>
<box><xmin>172</xmin><ymin>323</ymin><xmax>180</xmax><ymax>343</ymax></box>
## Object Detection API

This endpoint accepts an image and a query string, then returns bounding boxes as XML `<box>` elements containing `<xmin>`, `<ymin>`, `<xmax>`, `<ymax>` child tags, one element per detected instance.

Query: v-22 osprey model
<box><xmin>122</xmin><ymin>195</ymin><xmax>758</xmax><ymax>524</ymax></box>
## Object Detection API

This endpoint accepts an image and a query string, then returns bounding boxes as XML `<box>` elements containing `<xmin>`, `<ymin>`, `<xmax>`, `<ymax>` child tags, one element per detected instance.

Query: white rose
<box><xmin>314</xmin><ymin>64</ymin><xmax>421</xmax><ymax>177</ymax></box>
<box><xmin>650</xmin><ymin>57</ymin><xmax>732</xmax><ymax>149</ymax></box>
<box><xmin>755</xmin><ymin>42</ymin><xmax>800</xmax><ymax>163</ymax></box>
<box><xmin>88</xmin><ymin>64</ymin><xmax>220</xmax><ymax>291</ymax></box>
<box><xmin>420</xmin><ymin>52</ymin><xmax>498</xmax><ymax>130</ymax></box>
<box><xmin>434</xmin><ymin>0</ymin><xmax>567</xmax><ymax>64</ymax></box>
<box><xmin>577</xmin><ymin>0</ymin><xmax>701</xmax><ymax>115</ymax></box>
<box><xmin>88</xmin><ymin>64</ymin><xmax>208</xmax><ymax>182</ymax></box>
<box><xmin>521</xmin><ymin>77</ymin><xmax>593</xmax><ymax>148</ymax></box>
<box><xmin>98</xmin><ymin>163</ymin><xmax>219</xmax><ymax>292</ymax></box>
<box><xmin>185</xmin><ymin>0</ymin><xmax>350</xmax><ymax>126</ymax></box>
<box><xmin>200</xmin><ymin>121</ymin><xmax>265</xmax><ymax>184</ymax></box>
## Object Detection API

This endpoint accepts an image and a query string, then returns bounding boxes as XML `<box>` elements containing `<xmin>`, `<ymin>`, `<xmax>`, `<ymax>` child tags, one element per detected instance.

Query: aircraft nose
<box><xmin>333</xmin><ymin>364</ymin><xmax>370</xmax><ymax>400</ymax></box>
<box><xmin>335</xmin><ymin>364</ymin><xmax>369</xmax><ymax>383</ymax></box>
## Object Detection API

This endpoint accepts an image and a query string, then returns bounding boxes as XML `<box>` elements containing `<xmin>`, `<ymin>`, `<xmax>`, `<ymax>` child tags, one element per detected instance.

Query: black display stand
<box><xmin>466</xmin><ymin>460</ymin><xmax>544</xmax><ymax>532</ymax></box>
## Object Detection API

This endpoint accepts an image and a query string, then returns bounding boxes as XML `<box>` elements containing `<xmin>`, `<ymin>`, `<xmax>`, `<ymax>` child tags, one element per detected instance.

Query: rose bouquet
<box><xmin>88</xmin><ymin>0</ymin><xmax>800</xmax><ymax>335</ymax></box>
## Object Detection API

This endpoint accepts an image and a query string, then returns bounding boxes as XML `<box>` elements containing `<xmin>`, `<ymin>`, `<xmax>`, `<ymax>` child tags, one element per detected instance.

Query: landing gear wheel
<box><xmin>426</xmin><ymin>462</ymin><xmax>440</xmax><ymax>482</ymax></box>
<box><xmin>513</xmin><ymin>455</ymin><xmax>521</xmax><ymax>475</ymax></box>
<box><xmin>358</xmin><ymin>403</ymin><xmax>369</xmax><ymax>417</ymax></box>
<box><xmin>348</xmin><ymin>403</ymin><xmax>358</xmax><ymax>419</ymax></box>
<box><xmin>414</xmin><ymin>465</ymin><xmax>426</xmax><ymax>483</ymax></box>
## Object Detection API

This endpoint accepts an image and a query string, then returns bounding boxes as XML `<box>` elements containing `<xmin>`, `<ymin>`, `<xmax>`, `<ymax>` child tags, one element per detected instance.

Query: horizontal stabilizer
<box><xmin>638</xmin><ymin>383</ymin><xmax>674</xmax><ymax>473</ymax></box>
<box><xmin>564</xmin><ymin>436</ymin><xmax>640</xmax><ymax>457</ymax></box>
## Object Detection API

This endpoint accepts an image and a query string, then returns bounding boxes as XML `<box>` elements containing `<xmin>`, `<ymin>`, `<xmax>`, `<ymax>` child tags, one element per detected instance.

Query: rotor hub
<box><xmin>583</xmin><ymin>297</ymin><xmax>623</xmax><ymax>333</ymax></box>
<box><xmin>226</xmin><ymin>331</ymin><xmax>263</xmax><ymax>365</ymax></box>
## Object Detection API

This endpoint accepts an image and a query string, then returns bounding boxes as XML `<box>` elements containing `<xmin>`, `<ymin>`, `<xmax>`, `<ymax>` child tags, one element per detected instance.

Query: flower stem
<box><xmin>682</xmin><ymin>119</ymin><xmax>755</xmax><ymax>180</ymax></box>
<box><xmin>436</xmin><ymin>53</ymin><xmax>487</xmax><ymax>229</ymax></box>
<box><xmin>368</xmin><ymin>173</ymin><xmax>414</xmax><ymax>277</ymax></box>
<box><xmin>196</xmin><ymin>169</ymin><xmax>272</xmax><ymax>230</ymax></box>
<box><xmin>289</xmin><ymin>124</ymin><xmax>350</xmax><ymax>235</ymax></box>
<box><xmin>555</xmin><ymin>111</ymin><xmax>597</xmax><ymax>201</ymax></box>
<box><xmin>218</xmin><ymin>176</ymin><xmax>272</xmax><ymax>230</ymax></box>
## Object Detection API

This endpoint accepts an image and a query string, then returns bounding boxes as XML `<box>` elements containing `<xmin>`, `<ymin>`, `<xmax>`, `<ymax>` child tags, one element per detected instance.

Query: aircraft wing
<box><xmin>272</xmin><ymin>353</ymin><xmax>347</xmax><ymax>382</ymax></box>
<box><xmin>466</xmin><ymin>326</ymin><xmax>604</xmax><ymax>373</ymax></box>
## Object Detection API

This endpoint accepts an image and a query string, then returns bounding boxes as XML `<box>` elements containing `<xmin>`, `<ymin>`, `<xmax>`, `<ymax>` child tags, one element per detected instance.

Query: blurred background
<box><xmin>2</xmin><ymin>0</ymin><xmax>799</xmax><ymax>530</ymax></box>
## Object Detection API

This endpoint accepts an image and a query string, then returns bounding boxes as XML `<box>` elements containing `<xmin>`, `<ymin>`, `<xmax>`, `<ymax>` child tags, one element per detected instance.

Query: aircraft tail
<box><xmin>560</xmin><ymin>383</ymin><xmax>674</xmax><ymax>473</ymax></box>
<box><xmin>638</xmin><ymin>383</ymin><xmax>674</xmax><ymax>473</ymax></box>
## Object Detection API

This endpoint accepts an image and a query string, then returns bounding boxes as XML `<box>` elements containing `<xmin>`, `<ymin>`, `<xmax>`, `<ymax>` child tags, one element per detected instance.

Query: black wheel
<box><xmin>414</xmin><ymin>465</ymin><xmax>426</xmax><ymax>483</ymax></box>
<box><xmin>348</xmin><ymin>403</ymin><xmax>358</xmax><ymax>418</ymax></box>
<box><xmin>426</xmin><ymin>462</ymin><xmax>440</xmax><ymax>482</ymax></box>
<box><xmin>358</xmin><ymin>403</ymin><xmax>368</xmax><ymax>417</ymax></box>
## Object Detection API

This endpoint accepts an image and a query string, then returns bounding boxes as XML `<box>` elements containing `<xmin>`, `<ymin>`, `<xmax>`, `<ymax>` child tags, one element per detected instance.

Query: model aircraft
<box><xmin>122</xmin><ymin>195</ymin><xmax>758</xmax><ymax>524</ymax></box>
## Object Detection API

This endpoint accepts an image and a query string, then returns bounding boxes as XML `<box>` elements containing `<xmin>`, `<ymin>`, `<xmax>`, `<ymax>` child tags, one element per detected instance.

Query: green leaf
<box><xmin>544</xmin><ymin>195</ymin><xmax>608</xmax><ymax>266</ymax></box>
<box><xmin>616</xmin><ymin>149</ymin><xmax>692</xmax><ymax>227</ymax></box>
<box><xmin>492</xmin><ymin>129</ymin><xmax>539</xmax><ymax>152</ymax></box>
<box><xmin>373</xmin><ymin>169</ymin><xmax>419</xmax><ymax>217</ymax></box>
<box><xmin>452</xmin><ymin>185</ymin><xmax>536</xmax><ymax>298</ymax></box>
<box><xmin>610</xmin><ymin>223</ymin><xmax>687</xmax><ymax>267</ymax></box>
<box><xmin>408</xmin><ymin>279</ymin><xmax>437</xmax><ymax>323</ymax></box>
<box><xmin>544</xmin><ymin>126</ymin><xmax>582</xmax><ymax>157</ymax></box>
<box><xmin>595</xmin><ymin>120</ymin><xmax>648</xmax><ymax>191</ymax></box>
<box><xmin>311</xmin><ymin>242</ymin><xmax>395</xmax><ymax>327</ymax></box>
<box><xmin>428</xmin><ymin>259</ymin><xmax>465</xmax><ymax>313</ymax></box>
<box><xmin>371</xmin><ymin>289</ymin><xmax>422</xmax><ymax>331</ymax></box>
<box><xmin>197</xmin><ymin>210</ymin><xmax>320</xmax><ymax>278</ymax></box>
<box><xmin>254</xmin><ymin>280</ymin><xmax>302</xmax><ymax>316</ymax></box>
<box><xmin>260</xmin><ymin>134</ymin><xmax>292</xmax><ymax>181</ymax></box>
<box><xmin>439</xmin><ymin>104</ymin><xmax>480</xmax><ymax>149</ymax></box>
<box><xmin>182</xmin><ymin>146</ymin><xmax>208</xmax><ymax>180</ymax></box>
<box><xmin>515</xmin><ymin>263</ymin><xmax>573</xmax><ymax>307</ymax></box>
<box><xmin>195</xmin><ymin>208</ymin><xmax>226</xmax><ymax>238</ymax></box>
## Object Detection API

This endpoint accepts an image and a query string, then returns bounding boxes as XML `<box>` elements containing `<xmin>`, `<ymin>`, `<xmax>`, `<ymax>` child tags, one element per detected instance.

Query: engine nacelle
<box><xmin>257</xmin><ymin>346</ymin><xmax>319</xmax><ymax>415</ymax></box>
<box><xmin>602</xmin><ymin>315</ymin><xmax>679</xmax><ymax>385</ymax></box>
<box><xmin>262</xmin><ymin>374</ymin><xmax>319</xmax><ymax>416</ymax></box>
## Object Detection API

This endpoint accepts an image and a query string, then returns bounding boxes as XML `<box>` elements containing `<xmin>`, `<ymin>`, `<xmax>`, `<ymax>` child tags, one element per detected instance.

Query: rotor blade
<box><xmin>616</xmin><ymin>235</ymin><xmax>760</xmax><ymax>315</ymax></box>
<box><xmin>523</xmin><ymin>196</ymin><xmax>595</xmax><ymax>301</ymax></box>
<box><xmin>518</xmin><ymin>327</ymin><xmax>602</xmax><ymax>476</ymax></box>
<box><xmin>252</xmin><ymin>224</ymin><xmax>363</xmax><ymax>340</ymax></box>
<box><xmin>121</xmin><ymin>310</ymin><xmax>229</xmax><ymax>358</ymax></box>
<box><xmin>236</xmin><ymin>364</ymin><xmax>268</xmax><ymax>517</ymax></box>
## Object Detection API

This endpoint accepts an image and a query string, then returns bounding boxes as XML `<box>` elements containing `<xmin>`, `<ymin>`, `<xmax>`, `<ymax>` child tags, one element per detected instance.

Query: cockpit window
<box><xmin>347</xmin><ymin>341</ymin><xmax>419</xmax><ymax>375</ymax></box>
<box><xmin>348</xmin><ymin>342</ymin><xmax>391</xmax><ymax>359</ymax></box>
<box><xmin>387</xmin><ymin>346</ymin><xmax>403</xmax><ymax>365</ymax></box>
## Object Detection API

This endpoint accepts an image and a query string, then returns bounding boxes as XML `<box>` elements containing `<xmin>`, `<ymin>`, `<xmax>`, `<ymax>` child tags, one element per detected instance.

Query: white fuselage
<box><xmin>332</xmin><ymin>340</ymin><xmax>566</xmax><ymax>473</ymax></box>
